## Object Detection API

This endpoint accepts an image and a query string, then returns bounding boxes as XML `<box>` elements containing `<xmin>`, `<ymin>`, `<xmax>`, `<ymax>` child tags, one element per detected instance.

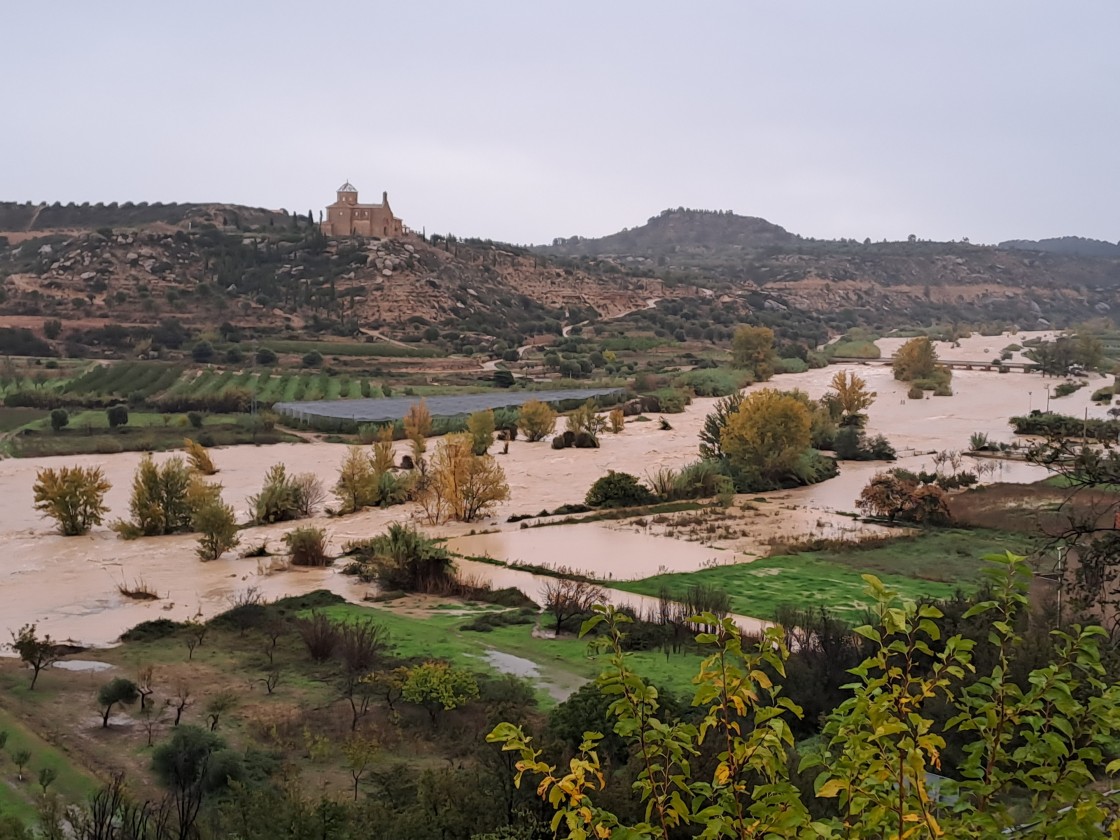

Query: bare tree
<box><xmin>205</xmin><ymin>690</ymin><xmax>238</xmax><ymax>731</ymax></box>
<box><xmin>335</xmin><ymin>619</ymin><xmax>390</xmax><ymax>731</ymax></box>
<box><xmin>137</xmin><ymin>664</ymin><xmax>155</xmax><ymax>710</ymax></box>
<box><xmin>169</xmin><ymin>683</ymin><xmax>193</xmax><ymax>726</ymax></box>
<box><xmin>8</xmin><ymin>623</ymin><xmax>62</xmax><ymax>689</ymax></box>
<box><xmin>540</xmin><ymin>579</ymin><xmax>606</xmax><ymax>634</ymax></box>
<box><xmin>184</xmin><ymin>621</ymin><xmax>207</xmax><ymax>660</ymax></box>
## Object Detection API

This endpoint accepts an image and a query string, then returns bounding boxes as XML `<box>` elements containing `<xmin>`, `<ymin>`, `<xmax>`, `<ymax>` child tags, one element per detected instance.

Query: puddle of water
<box><xmin>482</xmin><ymin>649</ymin><xmax>540</xmax><ymax>679</ymax></box>
<box><xmin>480</xmin><ymin>649</ymin><xmax>582</xmax><ymax>702</ymax></box>
<box><xmin>54</xmin><ymin>660</ymin><xmax>113</xmax><ymax>672</ymax></box>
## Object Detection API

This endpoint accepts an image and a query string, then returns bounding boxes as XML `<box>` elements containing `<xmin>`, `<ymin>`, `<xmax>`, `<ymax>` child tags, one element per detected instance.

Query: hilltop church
<box><xmin>320</xmin><ymin>181</ymin><xmax>404</xmax><ymax>238</ymax></box>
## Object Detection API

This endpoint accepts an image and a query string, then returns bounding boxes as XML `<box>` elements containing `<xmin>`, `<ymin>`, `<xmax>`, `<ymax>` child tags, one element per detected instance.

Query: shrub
<box><xmin>106</xmin><ymin>403</ymin><xmax>129</xmax><ymax>428</ymax></box>
<box><xmin>467</xmin><ymin>409</ymin><xmax>495</xmax><ymax>455</ymax></box>
<box><xmin>191</xmin><ymin>341</ymin><xmax>215</xmax><ymax>362</ymax></box>
<box><xmin>518</xmin><ymin>400</ymin><xmax>557</xmax><ymax>441</ymax></box>
<box><xmin>301</xmin><ymin>350</ymin><xmax>323</xmax><ymax>367</ymax></box>
<box><xmin>284</xmin><ymin>526</ymin><xmax>330</xmax><ymax>566</ymax></box>
<box><xmin>187</xmin><ymin>411</ymin><xmax>204</xmax><ymax>429</ymax></box>
<box><xmin>1092</xmin><ymin>386</ymin><xmax>1115</xmax><ymax>403</ymax></box>
<box><xmin>247</xmin><ymin>464</ymin><xmax>303</xmax><ymax>524</ymax></box>
<box><xmin>32</xmin><ymin>465</ymin><xmax>111</xmax><ymax>535</ymax></box>
<box><xmin>184</xmin><ymin>438</ymin><xmax>218</xmax><ymax>475</ymax></box>
<box><xmin>344</xmin><ymin>523</ymin><xmax>454</xmax><ymax>592</ymax></box>
<box><xmin>49</xmin><ymin>408</ymin><xmax>68</xmax><ymax>432</ymax></box>
<box><xmin>295</xmin><ymin>611</ymin><xmax>338</xmax><ymax>661</ymax></box>
<box><xmin>1053</xmin><ymin>380</ymin><xmax>1085</xmax><ymax>398</ymax></box>
<box><xmin>585</xmin><ymin>471</ymin><xmax>656</xmax><ymax>508</ymax></box>
<box><xmin>192</xmin><ymin>489</ymin><xmax>239</xmax><ymax>561</ymax></box>
<box><xmin>857</xmin><ymin>471</ymin><xmax>952</xmax><ymax>525</ymax></box>
<box><xmin>832</xmin><ymin>427</ymin><xmax>897</xmax><ymax>461</ymax></box>
<box><xmin>907</xmin><ymin>386</ymin><xmax>924</xmax><ymax>400</ymax></box>
<box><xmin>608</xmin><ymin>408</ymin><xmax>625</xmax><ymax>433</ymax></box>
<box><xmin>255</xmin><ymin>347</ymin><xmax>277</xmax><ymax>365</ymax></box>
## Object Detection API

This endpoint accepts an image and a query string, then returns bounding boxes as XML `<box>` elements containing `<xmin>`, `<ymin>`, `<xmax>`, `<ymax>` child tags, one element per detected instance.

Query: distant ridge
<box><xmin>540</xmin><ymin>207</ymin><xmax>797</xmax><ymax>257</ymax></box>
<box><xmin>999</xmin><ymin>235</ymin><xmax>1120</xmax><ymax>259</ymax></box>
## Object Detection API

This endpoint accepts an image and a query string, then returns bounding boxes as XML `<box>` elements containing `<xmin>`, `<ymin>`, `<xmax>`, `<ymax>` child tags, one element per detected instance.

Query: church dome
<box><xmin>337</xmin><ymin>181</ymin><xmax>358</xmax><ymax>193</ymax></box>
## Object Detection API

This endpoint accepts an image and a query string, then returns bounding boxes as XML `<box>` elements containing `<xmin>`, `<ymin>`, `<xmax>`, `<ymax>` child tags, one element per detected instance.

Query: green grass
<box><xmin>825</xmin><ymin>339</ymin><xmax>882</xmax><ymax>359</ymax></box>
<box><xmin>0</xmin><ymin>706</ymin><xmax>101</xmax><ymax>826</ymax></box>
<box><xmin>615</xmin><ymin>528</ymin><xmax>1025</xmax><ymax>622</ymax></box>
<box><xmin>313</xmin><ymin>602</ymin><xmax>701</xmax><ymax>706</ymax></box>
<box><xmin>0</xmin><ymin>407</ymin><xmax>47</xmax><ymax>432</ymax></box>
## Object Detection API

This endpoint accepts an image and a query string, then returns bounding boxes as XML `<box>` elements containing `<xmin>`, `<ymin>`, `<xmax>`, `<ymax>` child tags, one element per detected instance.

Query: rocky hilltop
<box><xmin>545</xmin><ymin>207</ymin><xmax>796</xmax><ymax>258</ymax></box>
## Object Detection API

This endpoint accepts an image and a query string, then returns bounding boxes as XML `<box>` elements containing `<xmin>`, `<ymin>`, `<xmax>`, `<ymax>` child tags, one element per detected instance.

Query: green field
<box><xmin>259</xmin><ymin>339</ymin><xmax>438</xmax><ymax>358</ymax></box>
<box><xmin>315</xmin><ymin>602</ymin><xmax>702</xmax><ymax>706</ymax></box>
<box><xmin>615</xmin><ymin>528</ymin><xmax>1027</xmax><ymax>622</ymax></box>
<box><xmin>0</xmin><ymin>706</ymin><xmax>101</xmax><ymax>825</ymax></box>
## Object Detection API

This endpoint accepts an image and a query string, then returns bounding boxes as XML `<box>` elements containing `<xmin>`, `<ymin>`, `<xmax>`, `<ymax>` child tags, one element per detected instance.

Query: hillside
<box><xmin>998</xmin><ymin>235</ymin><xmax>1120</xmax><ymax>258</ymax></box>
<box><xmin>541</xmin><ymin>209</ymin><xmax>1120</xmax><ymax>329</ymax></box>
<box><xmin>0</xmin><ymin>210</ymin><xmax>672</xmax><ymax>354</ymax></box>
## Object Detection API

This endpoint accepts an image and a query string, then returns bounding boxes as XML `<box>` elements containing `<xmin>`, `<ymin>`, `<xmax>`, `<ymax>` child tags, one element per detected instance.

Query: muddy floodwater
<box><xmin>0</xmin><ymin>331</ymin><xmax>1100</xmax><ymax>648</ymax></box>
<box><xmin>450</xmin><ymin>525</ymin><xmax>726</xmax><ymax>579</ymax></box>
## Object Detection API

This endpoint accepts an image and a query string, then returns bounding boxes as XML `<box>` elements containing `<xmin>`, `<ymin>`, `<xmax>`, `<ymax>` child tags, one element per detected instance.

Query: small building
<box><xmin>320</xmin><ymin>181</ymin><xmax>404</xmax><ymax>238</ymax></box>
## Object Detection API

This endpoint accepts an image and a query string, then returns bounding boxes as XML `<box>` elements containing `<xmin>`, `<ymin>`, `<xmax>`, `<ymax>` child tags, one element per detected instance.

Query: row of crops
<box><xmin>50</xmin><ymin>362</ymin><xmax>371</xmax><ymax>406</ymax></box>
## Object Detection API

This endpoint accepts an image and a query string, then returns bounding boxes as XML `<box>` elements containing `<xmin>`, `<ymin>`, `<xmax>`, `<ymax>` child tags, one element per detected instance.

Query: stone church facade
<box><xmin>320</xmin><ymin>181</ymin><xmax>404</xmax><ymax>238</ymax></box>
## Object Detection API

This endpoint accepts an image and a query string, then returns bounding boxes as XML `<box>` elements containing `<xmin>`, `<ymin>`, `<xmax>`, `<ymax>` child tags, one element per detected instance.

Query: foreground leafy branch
<box><xmin>490</xmin><ymin>553</ymin><xmax>1120</xmax><ymax>838</ymax></box>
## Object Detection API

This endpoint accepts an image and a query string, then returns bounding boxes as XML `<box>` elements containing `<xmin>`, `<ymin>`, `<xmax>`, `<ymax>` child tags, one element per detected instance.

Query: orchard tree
<box><xmin>49</xmin><ymin>408</ymin><xmax>68</xmax><ymax>432</ymax></box>
<box><xmin>828</xmin><ymin>370</ymin><xmax>876</xmax><ymax>421</ymax></box>
<box><xmin>541</xmin><ymin>578</ymin><xmax>606</xmax><ymax>634</ymax></box>
<box><xmin>106</xmin><ymin>403</ymin><xmax>129</xmax><ymax>429</ymax></box>
<box><xmin>32</xmin><ymin>464</ymin><xmax>111</xmax><ymax>535</ymax></box>
<box><xmin>98</xmin><ymin>678</ymin><xmax>140</xmax><ymax>728</ymax></box>
<box><xmin>8</xmin><ymin>624</ymin><xmax>61</xmax><ymax>689</ymax></box>
<box><xmin>892</xmin><ymin>336</ymin><xmax>938</xmax><ymax>381</ymax></box>
<box><xmin>731</xmin><ymin>325</ymin><xmax>775</xmax><ymax>380</ymax></box>
<box><xmin>720</xmin><ymin>388</ymin><xmax>811</xmax><ymax>486</ymax></box>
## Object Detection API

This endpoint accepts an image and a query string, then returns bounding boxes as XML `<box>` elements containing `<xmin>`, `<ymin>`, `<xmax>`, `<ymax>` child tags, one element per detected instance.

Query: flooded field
<box><xmin>0</xmin><ymin>331</ymin><xmax>1097</xmax><ymax>648</ymax></box>
<box><xmin>450</xmin><ymin>525</ymin><xmax>726</xmax><ymax>579</ymax></box>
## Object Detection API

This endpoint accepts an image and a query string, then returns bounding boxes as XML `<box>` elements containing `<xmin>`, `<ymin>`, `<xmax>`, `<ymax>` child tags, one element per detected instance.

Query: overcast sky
<box><xmin>4</xmin><ymin>2</ymin><xmax>1117</xmax><ymax>246</ymax></box>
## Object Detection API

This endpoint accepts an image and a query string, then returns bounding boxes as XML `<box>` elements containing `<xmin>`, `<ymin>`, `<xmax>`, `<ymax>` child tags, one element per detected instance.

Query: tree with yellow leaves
<box><xmin>828</xmin><ymin>370</ymin><xmax>876</xmax><ymax>421</ymax></box>
<box><xmin>403</xmin><ymin>399</ymin><xmax>432</xmax><ymax>463</ymax></box>
<box><xmin>417</xmin><ymin>433</ymin><xmax>509</xmax><ymax>524</ymax></box>
<box><xmin>892</xmin><ymin>336</ymin><xmax>939</xmax><ymax>381</ymax></box>
<box><xmin>32</xmin><ymin>465</ymin><xmax>111</xmax><ymax>535</ymax></box>
<box><xmin>720</xmin><ymin>388</ymin><xmax>811</xmax><ymax>485</ymax></box>
<box><xmin>731</xmin><ymin>325</ymin><xmax>775</xmax><ymax>380</ymax></box>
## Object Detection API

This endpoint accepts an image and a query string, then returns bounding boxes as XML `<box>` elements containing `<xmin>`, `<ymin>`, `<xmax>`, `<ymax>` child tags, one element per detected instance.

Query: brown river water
<box><xmin>0</xmin><ymin>332</ymin><xmax>1104</xmax><ymax>648</ymax></box>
